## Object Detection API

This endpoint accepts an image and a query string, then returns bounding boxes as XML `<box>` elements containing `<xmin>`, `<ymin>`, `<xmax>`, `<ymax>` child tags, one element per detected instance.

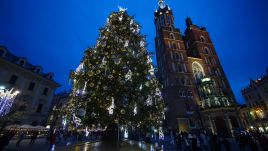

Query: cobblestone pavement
<box><xmin>3</xmin><ymin>137</ymin><xmax>264</xmax><ymax>151</ymax></box>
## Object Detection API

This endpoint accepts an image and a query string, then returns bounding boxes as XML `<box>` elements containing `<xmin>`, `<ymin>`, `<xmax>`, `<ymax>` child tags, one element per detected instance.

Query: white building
<box><xmin>0</xmin><ymin>46</ymin><xmax>60</xmax><ymax>125</ymax></box>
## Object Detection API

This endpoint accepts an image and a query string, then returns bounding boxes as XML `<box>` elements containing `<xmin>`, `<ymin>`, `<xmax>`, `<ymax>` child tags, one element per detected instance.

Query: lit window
<box><xmin>256</xmin><ymin>109</ymin><xmax>265</xmax><ymax>119</ymax></box>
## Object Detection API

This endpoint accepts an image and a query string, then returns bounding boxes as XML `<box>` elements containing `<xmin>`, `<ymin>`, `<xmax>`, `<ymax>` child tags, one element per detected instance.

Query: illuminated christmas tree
<box><xmin>65</xmin><ymin>9</ymin><xmax>165</xmax><ymax>133</ymax></box>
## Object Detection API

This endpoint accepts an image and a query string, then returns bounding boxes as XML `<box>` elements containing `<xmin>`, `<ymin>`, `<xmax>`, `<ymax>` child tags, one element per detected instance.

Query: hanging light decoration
<box><xmin>0</xmin><ymin>87</ymin><xmax>20</xmax><ymax>116</ymax></box>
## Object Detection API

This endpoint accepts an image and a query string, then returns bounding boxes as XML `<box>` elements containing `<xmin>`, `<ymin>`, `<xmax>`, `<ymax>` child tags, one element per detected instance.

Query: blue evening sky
<box><xmin>0</xmin><ymin>0</ymin><xmax>268</xmax><ymax>104</ymax></box>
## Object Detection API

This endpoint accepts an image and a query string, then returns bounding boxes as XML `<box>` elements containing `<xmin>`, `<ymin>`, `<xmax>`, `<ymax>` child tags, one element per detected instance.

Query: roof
<box><xmin>0</xmin><ymin>45</ymin><xmax>60</xmax><ymax>86</ymax></box>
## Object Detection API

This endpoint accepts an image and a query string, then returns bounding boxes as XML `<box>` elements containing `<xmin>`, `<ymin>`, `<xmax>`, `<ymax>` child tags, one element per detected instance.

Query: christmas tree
<box><xmin>65</xmin><ymin>8</ymin><xmax>165</xmax><ymax>133</ymax></box>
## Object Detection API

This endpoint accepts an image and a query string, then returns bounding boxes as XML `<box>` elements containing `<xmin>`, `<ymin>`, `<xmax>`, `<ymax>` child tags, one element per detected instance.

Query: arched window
<box><xmin>204</xmin><ymin>47</ymin><xmax>209</xmax><ymax>54</ymax></box>
<box><xmin>200</xmin><ymin>36</ymin><xmax>205</xmax><ymax>42</ymax></box>
<box><xmin>35</xmin><ymin>66</ymin><xmax>42</xmax><ymax>74</ymax></box>
<box><xmin>47</xmin><ymin>72</ymin><xmax>54</xmax><ymax>80</ymax></box>
<box><xmin>18</xmin><ymin>59</ymin><xmax>26</xmax><ymax>66</ymax></box>
<box><xmin>170</xmin><ymin>33</ymin><xmax>175</xmax><ymax>40</ymax></box>
<box><xmin>192</xmin><ymin>62</ymin><xmax>205</xmax><ymax>81</ymax></box>
<box><xmin>172</xmin><ymin>43</ymin><xmax>177</xmax><ymax>49</ymax></box>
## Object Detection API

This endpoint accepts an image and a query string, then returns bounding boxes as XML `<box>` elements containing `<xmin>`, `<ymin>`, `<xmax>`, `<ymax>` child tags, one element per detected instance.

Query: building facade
<box><xmin>154</xmin><ymin>0</ymin><xmax>241</xmax><ymax>136</ymax></box>
<box><xmin>47</xmin><ymin>91</ymin><xmax>70</xmax><ymax>129</ymax></box>
<box><xmin>0</xmin><ymin>46</ymin><xmax>60</xmax><ymax>125</ymax></box>
<box><xmin>241</xmin><ymin>68</ymin><xmax>268</xmax><ymax>133</ymax></box>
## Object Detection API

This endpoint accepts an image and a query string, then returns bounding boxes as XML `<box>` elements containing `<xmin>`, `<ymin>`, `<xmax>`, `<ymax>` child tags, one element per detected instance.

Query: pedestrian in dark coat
<box><xmin>222</xmin><ymin>138</ymin><xmax>231</xmax><ymax>151</ymax></box>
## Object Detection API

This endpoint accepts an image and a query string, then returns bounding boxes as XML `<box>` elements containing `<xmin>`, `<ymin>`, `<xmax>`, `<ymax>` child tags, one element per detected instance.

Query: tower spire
<box><xmin>158</xmin><ymin>0</ymin><xmax>166</xmax><ymax>9</ymax></box>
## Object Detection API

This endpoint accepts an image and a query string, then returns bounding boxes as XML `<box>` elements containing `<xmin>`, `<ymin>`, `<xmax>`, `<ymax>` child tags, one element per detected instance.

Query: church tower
<box><xmin>154</xmin><ymin>0</ymin><xmax>200</xmax><ymax>131</ymax></box>
<box><xmin>154</xmin><ymin>0</ymin><xmax>241</xmax><ymax>136</ymax></box>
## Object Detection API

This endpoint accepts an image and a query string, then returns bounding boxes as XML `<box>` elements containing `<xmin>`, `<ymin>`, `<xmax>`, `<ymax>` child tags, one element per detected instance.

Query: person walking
<box><xmin>200</xmin><ymin>132</ymin><xmax>208</xmax><ymax>150</ymax></box>
<box><xmin>50</xmin><ymin>133</ymin><xmax>56</xmax><ymax>151</ymax></box>
<box><xmin>259</xmin><ymin>134</ymin><xmax>268</xmax><ymax>151</ymax></box>
<box><xmin>16</xmin><ymin>131</ymin><xmax>25</xmax><ymax>147</ymax></box>
<box><xmin>29</xmin><ymin>131</ymin><xmax>38</xmax><ymax>145</ymax></box>
<box><xmin>222</xmin><ymin>138</ymin><xmax>231</xmax><ymax>151</ymax></box>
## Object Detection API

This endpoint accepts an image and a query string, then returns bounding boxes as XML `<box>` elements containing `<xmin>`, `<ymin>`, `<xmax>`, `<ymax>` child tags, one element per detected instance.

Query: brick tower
<box><xmin>154</xmin><ymin>0</ymin><xmax>241</xmax><ymax>136</ymax></box>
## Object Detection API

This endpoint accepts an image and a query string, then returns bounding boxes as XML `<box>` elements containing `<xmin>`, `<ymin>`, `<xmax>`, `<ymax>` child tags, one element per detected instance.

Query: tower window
<box><xmin>204</xmin><ymin>47</ymin><xmax>209</xmax><ymax>54</ymax></box>
<box><xmin>177</xmin><ymin>64</ymin><xmax>183</xmax><ymax>72</ymax></box>
<box><xmin>170</xmin><ymin>33</ymin><xmax>175</xmax><ymax>40</ymax></box>
<box><xmin>175</xmin><ymin>53</ymin><xmax>180</xmax><ymax>60</ymax></box>
<box><xmin>192</xmin><ymin>62</ymin><xmax>205</xmax><ymax>81</ymax></box>
<box><xmin>28</xmin><ymin>82</ymin><xmax>35</xmax><ymax>91</ymax></box>
<box><xmin>200</xmin><ymin>36</ymin><xmax>205</xmax><ymax>42</ymax></box>
<box><xmin>9</xmin><ymin>75</ymin><xmax>18</xmax><ymax>84</ymax></box>
<box><xmin>172</xmin><ymin>43</ymin><xmax>177</xmax><ymax>49</ymax></box>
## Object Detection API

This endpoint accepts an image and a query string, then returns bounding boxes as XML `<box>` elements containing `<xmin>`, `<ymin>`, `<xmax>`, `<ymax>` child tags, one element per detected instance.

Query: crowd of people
<box><xmin>171</xmin><ymin>130</ymin><xmax>268</xmax><ymax>151</ymax></box>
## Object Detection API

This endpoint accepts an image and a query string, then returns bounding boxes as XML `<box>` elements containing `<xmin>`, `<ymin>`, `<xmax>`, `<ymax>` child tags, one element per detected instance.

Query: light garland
<box><xmin>0</xmin><ymin>87</ymin><xmax>20</xmax><ymax>116</ymax></box>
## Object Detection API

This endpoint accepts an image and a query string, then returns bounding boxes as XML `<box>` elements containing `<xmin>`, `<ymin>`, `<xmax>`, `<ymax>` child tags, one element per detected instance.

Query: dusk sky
<box><xmin>1</xmin><ymin>0</ymin><xmax>268</xmax><ymax>104</ymax></box>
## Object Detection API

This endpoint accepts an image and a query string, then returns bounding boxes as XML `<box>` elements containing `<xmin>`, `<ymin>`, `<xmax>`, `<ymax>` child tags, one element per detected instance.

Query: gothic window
<box><xmin>177</xmin><ymin>63</ymin><xmax>183</xmax><ymax>72</ymax></box>
<box><xmin>213</xmin><ymin>58</ymin><xmax>217</xmax><ymax>64</ymax></box>
<box><xmin>180</xmin><ymin>53</ymin><xmax>184</xmax><ymax>60</ymax></box>
<box><xmin>175</xmin><ymin>53</ymin><xmax>179</xmax><ymax>60</ymax></box>
<box><xmin>200</xmin><ymin>36</ymin><xmax>205</xmax><ymax>42</ymax></box>
<box><xmin>172</xmin><ymin>63</ymin><xmax>176</xmax><ymax>72</ymax></box>
<box><xmin>186</xmin><ymin>42</ymin><xmax>189</xmax><ymax>49</ymax></box>
<box><xmin>181</xmin><ymin>78</ymin><xmax>185</xmax><ymax>85</ymax></box>
<box><xmin>170</xmin><ymin>33</ymin><xmax>175</xmax><ymax>40</ymax></box>
<box><xmin>172</xmin><ymin>43</ymin><xmax>177</xmax><ymax>49</ymax></box>
<box><xmin>192</xmin><ymin>62</ymin><xmax>205</xmax><ymax>81</ymax></box>
<box><xmin>204</xmin><ymin>47</ymin><xmax>209</xmax><ymax>54</ymax></box>
<box><xmin>183</xmin><ymin>64</ymin><xmax>187</xmax><ymax>72</ymax></box>
<box><xmin>217</xmin><ymin>68</ymin><xmax>222</xmax><ymax>76</ymax></box>
<box><xmin>170</xmin><ymin>52</ymin><xmax>173</xmax><ymax>59</ymax></box>
<box><xmin>177</xmin><ymin>42</ymin><xmax>181</xmax><ymax>49</ymax></box>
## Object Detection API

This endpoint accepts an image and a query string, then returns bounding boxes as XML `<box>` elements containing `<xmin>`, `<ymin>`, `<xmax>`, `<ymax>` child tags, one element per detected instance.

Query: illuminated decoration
<box><xmin>85</xmin><ymin>127</ymin><xmax>90</xmax><ymax>137</ymax></box>
<box><xmin>0</xmin><ymin>87</ymin><xmax>20</xmax><ymax>116</ymax></box>
<box><xmin>124</xmin><ymin>128</ymin><xmax>128</xmax><ymax>138</ymax></box>
<box><xmin>192</xmin><ymin>62</ymin><xmax>205</xmax><ymax>81</ymax></box>
<box><xmin>159</xmin><ymin>127</ymin><xmax>164</xmax><ymax>140</ymax></box>
<box><xmin>259</xmin><ymin>127</ymin><xmax>265</xmax><ymax>132</ymax></box>
<box><xmin>125</xmin><ymin>70</ymin><xmax>132</xmax><ymax>81</ymax></box>
<box><xmin>82</xmin><ymin>81</ymin><xmax>87</xmax><ymax>95</ymax></box>
<box><xmin>107</xmin><ymin>97</ymin><xmax>115</xmax><ymax>115</ymax></box>
<box><xmin>199</xmin><ymin>77</ymin><xmax>230</xmax><ymax>108</ymax></box>
<box><xmin>118</xmin><ymin>5</ymin><xmax>127</xmax><ymax>12</ymax></box>
<box><xmin>134</xmin><ymin>103</ymin><xmax>137</xmax><ymax>115</ymax></box>
<box><xmin>62</xmin><ymin>116</ymin><xmax>67</xmax><ymax>129</ymax></box>
<box><xmin>75</xmin><ymin>62</ymin><xmax>84</xmax><ymax>73</ymax></box>
<box><xmin>72</xmin><ymin>114</ymin><xmax>82</xmax><ymax>127</ymax></box>
<box><xmin>65</xmin><ymin>9</ymin><xmax>165</xmax><ymax>132</ymax></box>
<box><xmin>158</xmin><ymin>0</ymin><xmax>166</xmax><ymax>9</ymax></box>
<box><xmin>146</xmin><ymin>96</ymin><xmax>153</xmax><ymax>106</ymax></box>
<box><xmin>255</xmin><ymin>108</ymin><xmax>265</xmax><ymax>119</ymax></box>
<box><xmin>201</xmin><ymin>77</ymin><xmax>211</xmax><ymax>82</ymax></box>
